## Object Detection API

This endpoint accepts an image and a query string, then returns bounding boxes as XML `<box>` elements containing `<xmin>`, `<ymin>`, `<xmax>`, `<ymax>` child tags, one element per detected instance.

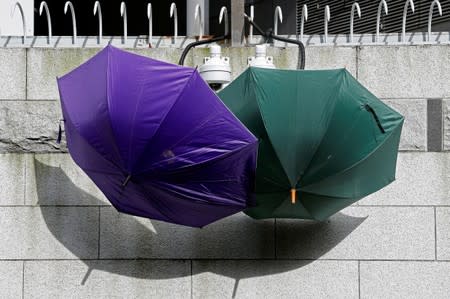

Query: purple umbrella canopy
<box><xmin>57</xmin><ymin>45</ymin><xmax>258</xmax><ymax>227</ymax></box>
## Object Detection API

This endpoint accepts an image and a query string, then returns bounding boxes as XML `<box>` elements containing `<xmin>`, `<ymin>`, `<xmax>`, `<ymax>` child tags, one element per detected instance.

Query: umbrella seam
<box><xmin>129</xmin><ymin>68</ymin><xmax>198</xmax><ymax>173</ymax></box>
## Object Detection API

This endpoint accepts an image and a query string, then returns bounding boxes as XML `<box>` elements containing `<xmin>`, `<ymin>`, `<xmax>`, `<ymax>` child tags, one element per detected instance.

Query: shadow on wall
<box><xmin>33</xmin><ymin>157</ymin><xmax>366</xmax><ymax>295</ymax></box>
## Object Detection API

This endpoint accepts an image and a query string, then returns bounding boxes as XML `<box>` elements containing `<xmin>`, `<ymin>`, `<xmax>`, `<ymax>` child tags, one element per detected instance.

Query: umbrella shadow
<box><xmin>33</xmin><ymin>158</ymin><xmax>366</xmax><ymax>295</ymax></box>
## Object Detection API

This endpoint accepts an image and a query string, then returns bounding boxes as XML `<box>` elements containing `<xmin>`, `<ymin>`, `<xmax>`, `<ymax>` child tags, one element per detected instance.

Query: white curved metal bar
<box><xmin>64</xmin><ymin>1</ymin><xmax>77</xmax><ymax>44</ymax></box>
<box><xmin>120</xmin><ymin>2</ymin><xmax>127</xmax><ymax>44</ymax></box>
<box><xmin>376</xmin><ymin>0</ymin><xmax>388</xmax><ymax>43</ymax></box>
<box><xmin>300</xmin><ymin>4</ymin><xmax>308</xmax><ymax>43</ymax></box>
<box><xmin>428</xmin><ymin>0</ymin><xmax>442</xmax><ymax>42</ymax></box>
<box><xmin>219</xmin><ymin>6</ymin><xmax>229</xmax><ymax>36</ymax></box>
<box><xmin>93</xmin><ymin>1</ymin><xmax>102</xmax><ymax>44</ymax></box>
<box><xmin>12</xmin><ymin>2</ymin><xmax>27</xmax><ymax>44</ymax></box>
<box><xmin>273</xmin><ymin>6</ymin><xmax>283</xmax><ymax>35</ymax></box>
<box><xmin>147</xmin><ymin>3</ymin><xmax>152</xmax><ymax>45</ymax></box>
<box><xmin>170</xmin><ymin>3</ymin><xmax>178</xmax><ymax>44</ymax></box>
<box><xmin>350</xmin><ymin>2</ymin><xmax>361</xmax><ymax>43</ymax></box>
<box><xmin>195</xmin><ymin>4</ymin><xmax>203</xmax><ymax>39</ymax></box>
<box><xmin>39</xmin><ymin>1</ymin><xmax>52</xmax><ymax>44</ymax></box>
<box><xmin>324</xmin><ymin>5</ymin><xmax>330</xmax><ymax>43</ymax></box>
<box><xmin>402</xmin><ymin>0</ymin><xmax>415</xmax><ymax>43</ymax></box>
<box><xmin>249</xmin><ymin>5</ymin><xmax>254</xmax><ymax>42</ymax></box>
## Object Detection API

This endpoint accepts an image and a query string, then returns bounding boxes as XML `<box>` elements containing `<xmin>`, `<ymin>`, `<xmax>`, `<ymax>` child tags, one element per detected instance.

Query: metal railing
<box><xmin>1</xmin><ymin>0</ymin><xmax>450</xmax><ymax>48</ymax></box>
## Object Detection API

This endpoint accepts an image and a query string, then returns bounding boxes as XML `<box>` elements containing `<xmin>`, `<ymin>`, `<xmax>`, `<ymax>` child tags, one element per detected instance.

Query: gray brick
<box><xmin>441</xmin><ymin>99</ymin><xmax>450</xmax><ymax>150</ymax></box>
<box><xmin>360</xmin><ymin>261</ymin><xmax>450</xmax><ymax>299</ymax></box>
<box><xmin>358</xmin><ymin>45</ymin><xmax>450</xmax><ymax>98</ymax></box>
<box><xmin>132</xmin><ymin>48</ymin><xmax>190</xmax><ymax>65</ymax></box>
<box><xmin>0</xmin><ymin>49</ymin><xmax>26</xmax><ymax>99</ymax></box>
<box><xmin>276</xmin><ymin>207</ymin><xmax>435</xmax><ymax>260</ymax></box>
<box><xmin>26</xmin><ymin>154</ymin><xmax>107</xmax><ymax>206</ymax></box>
<box><xmin>428</xmin><ymin>99</ymin><xmax>443</xmax><ymax>152</ymax></box>
<box><xmin>437</xmin><ymin>207</ymin><xmax>450</xmax><ymax>260</ymax></box>
<box><xmin>383</xmin><ymin>99</ymin><xmax>427</xmax><ymax>151</ymax></box>
<box><xmin>27</xmin><ymin>48</ymin><xmax>99</xmax><ymax>100</ymax></box>
<box><xmin>360</xmin><ymin>153</ymin><xmax>450</xmax><ymax>206</ymax></box>
<box><xmin>0</xmin><ymin>101</ymin><xmax>64</xmax><ymax>152</ymax></box>
<box><xmin>0</xmin><ymin>261</ymin><xmax>22</xmax><ymax>299</ymax></box>
<box><xmin>0</xmin><ymin>207</ymin><xmax>98</xmax><ymax>259</ymax></box>
<box><xmin>24</xmin><ymin>260</ymin><xmax>190</xmax><ymax>299</ymax></box>
<box><xmin>304</xmin><ymin>46</ymin><xmax>357</xmax><ymax>76</ymax></box>
<box><xmin>192</xmin><ymin>260</ymin><xmax>358</xmax><ymax>299</ymax></box>
<box><xmin>0</xmin><ymin>154</ymin><xmax>25</xmax><ymax>205</ymax></box>
<box><xmin>100</xmin><ymin>208</ymin><xmax>274</xmax><ymax>259</ymax></box>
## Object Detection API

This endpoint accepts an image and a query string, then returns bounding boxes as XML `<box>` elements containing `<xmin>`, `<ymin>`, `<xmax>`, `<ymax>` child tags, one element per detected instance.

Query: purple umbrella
<box><xmin>57</xmin><ymin>45</ymin><xmax>257</xmax><ymax>227</ymax></box>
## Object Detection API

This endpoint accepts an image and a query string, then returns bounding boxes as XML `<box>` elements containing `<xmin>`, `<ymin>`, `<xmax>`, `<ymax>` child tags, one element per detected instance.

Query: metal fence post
<box><xmin>231</xmin><ymin>0</ymin><xmax>244</xmax><ymax>46</ymax></box>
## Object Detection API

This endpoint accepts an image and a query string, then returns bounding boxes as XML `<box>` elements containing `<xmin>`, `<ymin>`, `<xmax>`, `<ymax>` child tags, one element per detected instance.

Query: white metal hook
<box><xmin>12</xmin><ymin>2</ymin><xmax>26</xmax><ymax>44</ymax></box>
<box><xmin>273</xmin><ymin>6</ymin><xmax>283</xmax><ymax>35</ymax></box>
<box><xmin>170</xmin><ymin>3</ymin><xmax>178</xmax><ymax>44</ymax></box>
<box><xmin>300</xmin><ymin>5</ymin><xmax>308</xmax><ymax>43</ymax></box>
<box><xmin>64</xmin><ymin>1</ymin><xmax>77</xmax><ymax>44</ymax></box>
<box><xmin>120</xmin><ymin>2</ymin><xmax>127</xmax><ymax>44</ymax></box>
<box><xmin>428</xmin><ymin>0</ymin><xmax>442</xmax><ymax>42</ymax></box>
<box><xmin>39</xmin><ymin>1</ymin><xmax>52</xmax><ymax>44</ymax></box>
<box><xmin>249</xmin><ymin>5</ymin><xmax>254</xmax><ymax>43</ymax></box>
<box><xmin>324</xmin><ymin>5</ymin><xmax>330</xmax><ymax>44</ymax></box>
<box><xmin>147</xmin><ymin>3</ymin><xmax>152</xmax><ymax>45</ymax></box>
<box><xmin>195</xmin><ymin>4</ymin><xmax>203</xmax><ymax>39</ymax></box>
<box><xmin>350</xmin><ymin>3</ymin><xmax>361</xmax><ymax>43</ymax></box>
<box><xmin>93</xmin><ymin>1</ymin><xmax>102</xmax><ymax>44</ymax></box>
<box><xmin>219</xmin><ymin>7</ymin><xmax>229</xmax><ymax>36</ymax></box>
<box><xmin>376</xmin><ymin>0</ymin><xmax>388</xmax><ymax>43</ymax></box>
<box><xmin>402</xmin><ymin>0</ymin><xmax>415</xmax><ymax>43</ymax></box>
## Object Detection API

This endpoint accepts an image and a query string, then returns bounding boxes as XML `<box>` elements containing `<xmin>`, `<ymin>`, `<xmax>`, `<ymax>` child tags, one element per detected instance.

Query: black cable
<box><xmin>178</xmin><ymin>35</ymin><xmax>229</xmax><ymax>66</ymax></box>
<box><xmin>243</xmin><ymin>13</ymin><xmax>305</xmax><ymax>70</ymax></box>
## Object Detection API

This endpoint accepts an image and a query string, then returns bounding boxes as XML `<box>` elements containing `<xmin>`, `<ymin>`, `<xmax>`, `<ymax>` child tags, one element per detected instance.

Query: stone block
<box><xmin>358</xmin><ymin>45</ymin><xmax>450</xmax><ymax>98</ymax></box>
<box><xmin>192</xmin><ymin>260</ymin><xmax>358</xmax><ymax>299</ymax></box>
<box><xmin>24</xmin><ymin>260</ymin><xmax>190</xmax><ymax>299</ymax></box>
<box><xmin>100</xmin><ymin>208</ymin><xmax>274</xmax><ymax>259</ymax></box>
<box><xmin>360</xmin><ymin>261</ymin><xmax>450</xmax><ymax>299</ymax></box>
<box><xmin>276</xmin><ymin>207</ymin><xmax>435</xmax><ymax>260</ymax></box>
<box><xmin>0</xmin><ymin>207</ymin><xmax>98</xmax><ymax>259</ymax></box>
<box><xmin>0</xmin><ymin>49</ymin><xmax>26</xmax><ymax>99</ymax></box>
<box><xmin>0</xmin><ymin>154</ymin><xmax>25</xmax><ymax>205</ymax></box>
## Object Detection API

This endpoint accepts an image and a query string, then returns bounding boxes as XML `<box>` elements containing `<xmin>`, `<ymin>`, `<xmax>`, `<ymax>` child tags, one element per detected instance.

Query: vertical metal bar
<box><xmin>231</xmin><ymin>0</ymin><xmax>244</xmax><ymax>46</ymax></box>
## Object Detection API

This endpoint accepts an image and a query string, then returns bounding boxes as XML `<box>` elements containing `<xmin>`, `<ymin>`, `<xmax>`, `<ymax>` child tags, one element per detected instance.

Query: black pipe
<box><xmin>243</xmin><ymin>13</ymin><xmax>305</xmax><ymax>70</ymax></box>
<box><xmin>178</xmin><ymin>35</ymin><xmax>229</xmax><ymax>66</ymax></box>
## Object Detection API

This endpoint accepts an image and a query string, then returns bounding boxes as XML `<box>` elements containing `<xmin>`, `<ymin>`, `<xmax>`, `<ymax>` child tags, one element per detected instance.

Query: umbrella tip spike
<box><xmin>290</xmin><ymin>188</ymin><xmax>296</xmax><ymax>204</ymax></box>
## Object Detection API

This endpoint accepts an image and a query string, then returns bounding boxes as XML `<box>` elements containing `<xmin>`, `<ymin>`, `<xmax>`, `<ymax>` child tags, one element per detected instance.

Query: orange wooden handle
<box><xmin>291</xmin><ymin>189</ymin><xmax>296</xmax><ymax>204</ymax></box>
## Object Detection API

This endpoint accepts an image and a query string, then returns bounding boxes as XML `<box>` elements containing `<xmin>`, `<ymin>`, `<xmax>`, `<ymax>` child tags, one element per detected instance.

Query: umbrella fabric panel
<box><xmin>106</xmin><ymin>47</ymin><xmax>194</xmax><ymax>173</ymax></box>
<box><xmin>252</xmin><ymin>68</ymin><xmax>343</xmax><ymax>188</ymax></box>
<box><xmin>299</xmin><ymin>70</ymin><xmax>404</xmax><ymax>190</ymax></box>
<box><xmin>57</xmin><ymin>49</ymin><xmax>124</xmax><ymax>170</ymax></box>
<box><xmin>132</xmin><ymin>70</ymin><xmax>257</xmax><ymax>176</ymax></box>
<box><xmin>57</xmin><ymin>46</ymin><xmax>258</xmax><ymax>227</ymax></box>
<box><xmin>218</xmin><ymin>67</ymin><xmax>403</xmax><ymax>220</ymax></box>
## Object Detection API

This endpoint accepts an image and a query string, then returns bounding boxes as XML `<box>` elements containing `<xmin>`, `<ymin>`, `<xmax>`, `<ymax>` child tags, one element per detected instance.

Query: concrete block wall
<box><xmin>0</xmin><ymin>45</ymin><xmax>449</xmax><ymax>298</ymax></box>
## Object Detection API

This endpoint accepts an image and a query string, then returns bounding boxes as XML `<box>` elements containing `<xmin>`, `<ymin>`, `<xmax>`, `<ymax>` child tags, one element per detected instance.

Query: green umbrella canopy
<box><xmin>218</xmin><ymin>67</ymin><xmax>404</xmax><ymax>220</ymax></box>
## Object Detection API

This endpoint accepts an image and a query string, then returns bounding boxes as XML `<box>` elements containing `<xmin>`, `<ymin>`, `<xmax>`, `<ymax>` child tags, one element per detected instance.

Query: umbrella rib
<box><xmin>101</xmin><ymin>47</ymin><xmax>127</xmax><ymax>169</ymax></box>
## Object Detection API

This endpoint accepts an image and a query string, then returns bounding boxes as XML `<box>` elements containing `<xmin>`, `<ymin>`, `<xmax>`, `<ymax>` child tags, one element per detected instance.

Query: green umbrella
<box><xmin>218</xmin><ymin>67</ymin><xmax>404</xmax><ymax>220</ymax></box>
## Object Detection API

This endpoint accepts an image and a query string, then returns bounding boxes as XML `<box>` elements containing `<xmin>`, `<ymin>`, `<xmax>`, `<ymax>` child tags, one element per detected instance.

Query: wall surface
<box><xmin>0</xmin><ymin>44</ymin><xmax>450</xmax><ymax>298</ymax></box>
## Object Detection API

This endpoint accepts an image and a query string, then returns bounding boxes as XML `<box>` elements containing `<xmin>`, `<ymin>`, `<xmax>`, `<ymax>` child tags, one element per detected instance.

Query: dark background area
<box><xmin>35</xmin><ymin>0</ymin><xmax>449</xmax><ymax>37</ymax></box>
<box><xmin>34</xmin><ymin>0</ymin><xmax>187</xmax><ymax>36</ymax></box>
<box><xmin>33</xmin><ymin>0</ymin><xmax>297</xmax><ymax>37</ymax></box>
